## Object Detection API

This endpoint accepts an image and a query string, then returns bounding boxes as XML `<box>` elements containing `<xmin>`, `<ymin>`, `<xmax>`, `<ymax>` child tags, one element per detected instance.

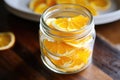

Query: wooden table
<box><xmin>0</xmin><ymin>0</ymin><xmax>120</xmax><ymax>80</ymax></box>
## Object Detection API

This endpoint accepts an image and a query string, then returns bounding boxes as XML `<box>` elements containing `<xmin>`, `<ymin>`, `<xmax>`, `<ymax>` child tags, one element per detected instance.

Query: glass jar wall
<box><xmin>40</xmin><ymin>4</ymin><xmax>96</xmax><ymax>74</ymax></box>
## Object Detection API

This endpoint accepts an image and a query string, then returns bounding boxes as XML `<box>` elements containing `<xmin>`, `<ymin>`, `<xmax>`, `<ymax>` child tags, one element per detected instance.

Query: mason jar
<box><xmin>39</xmin><ymin>4</ymin><xmax>96</xmax><ymax>74</ymax></box>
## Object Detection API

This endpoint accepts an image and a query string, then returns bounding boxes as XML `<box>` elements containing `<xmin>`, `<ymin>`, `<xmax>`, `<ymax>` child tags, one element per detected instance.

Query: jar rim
<box><xmin>40</xmin><ymin>4</ymin><xmax>94</xmax><ymax>38</ymax></box>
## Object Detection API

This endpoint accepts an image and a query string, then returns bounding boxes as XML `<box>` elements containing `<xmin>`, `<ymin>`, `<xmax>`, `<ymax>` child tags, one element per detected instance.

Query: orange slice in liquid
<box><xmin>51</xmin><ymin>15</ymin><xmax>89</xmax><ymax>32</ymax></box>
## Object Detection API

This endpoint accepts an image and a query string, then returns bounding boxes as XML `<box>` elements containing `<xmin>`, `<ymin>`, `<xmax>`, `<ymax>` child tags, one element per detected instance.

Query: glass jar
<box><xmin>39</xmin><ymin>4</ymin><xmax>96</xmax><ymax>74</ymax></box>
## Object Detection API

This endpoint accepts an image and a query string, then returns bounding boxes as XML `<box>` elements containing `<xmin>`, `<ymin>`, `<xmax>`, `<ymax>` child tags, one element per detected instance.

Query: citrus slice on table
<box><xmin>0</xmin><ymin>32</ymin><xmax>15</xmax><ymax>50</ymax></box>
<box><xmin>51</xmin><ymin>15</ymin><xmax>89</xmax><ymax>32</ymax></box>
<box><xmin>88</xmin><ymin>0</ymin><xmax>111</xmax><ymax>10</ymax></box>
<box><xmin>43</xmin><ymin>39</ymin><xmax>75</xmax><ymax>56</ymax></box>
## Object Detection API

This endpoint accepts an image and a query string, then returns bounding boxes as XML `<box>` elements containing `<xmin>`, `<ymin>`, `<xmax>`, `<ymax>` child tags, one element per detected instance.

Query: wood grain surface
<box><xmin>0</xmin><ymin>20</ymin><xmax>113</xmax><ymax>80</ymax></box>
<box><xmin>0</xmin><ymin>0</ymin><xmax>120</xmax><ymax>80</ymax></box>
<box><xmin>96</xmin><ymin>20</ymin><xmax>120</xmax><ymax>51</ymax></box>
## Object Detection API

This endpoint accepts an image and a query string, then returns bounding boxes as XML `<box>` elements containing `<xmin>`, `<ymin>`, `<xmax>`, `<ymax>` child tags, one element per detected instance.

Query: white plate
<box><xmin>4</xmin><ymin>0</ymin><xmax>120</xmax><ymax>25</ymax></box>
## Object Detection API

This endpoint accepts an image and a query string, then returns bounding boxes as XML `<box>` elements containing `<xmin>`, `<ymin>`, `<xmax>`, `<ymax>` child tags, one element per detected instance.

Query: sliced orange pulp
<box><xmin>43</xmin><ymin>14</ymin><xmax>92</xmax><ymax>70</ymax></box>
<box><xmin>43</xmin><ymin>39</ymin><xmax>75</xmax><ymax>56</ymax></box>
<box><xmin>64</xmin><ymin>35</ymin><xmax>93</xmax><ymax>48</ymax></box>
<box><xmin>51</xmin><ymin>15</ymin><xmax>89</xmax><ymax>32</ymax></box>
<box><xmin>46</xmin><ymin>48</ymin><xmax>91</xmax><ymax>68</ymax></box>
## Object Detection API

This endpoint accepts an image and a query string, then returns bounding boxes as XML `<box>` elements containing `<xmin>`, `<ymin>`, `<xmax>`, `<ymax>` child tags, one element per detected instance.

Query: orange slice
<box><xmin>75</xmin><ymin>0</ymin><xmax>88</xmax><ymax>5</ymax></box>
<box><xmin>56</xmin><ymin>0</ymin><xmax>97</xmax><ymax>16</ymax></box>
<box><xmin>29</xmin><ymin>0</ymin><xmax>45</xmax><ymax>10</ymax></box>
<box><xmin>0</xmin><ymin>32</ymin><xmax>15</xmax><ymax>50</ymax></box>
<box><xmin>42</xmin><ymin>48</ymin><xmax>71</xmax><ymax>68</ymax></box>
<box><xmin>51</xmin><ymin>15</ymin><xmax>89</xmax><ymax>32</ymax></box>
<box><xmin>56</xmin><ymin>0</ymin><xmax>75</xmax><ymax>4</ymax></box>
<box><xmin>70</xmin><ymin>48</ymin><xmax>91</xmax><ymax>65</ymax></box>
<box><xmin>29</xmin><ymin>0</ymin><xmax>98</xmax><ymax>15</ymax></box>
<box><xmin>34</xmin><ymin>3</ymin><xmax>49</xmax><ymax>14</ymax></box>
<box><xmin>60</xmin><ymin>48</ymin><xmax>91</xmax><ymax>71</ymax></box>
<box><xmin>47</xmin><ymin>48</ymin><xmax>91</xmax><ymax>69</ymax></box>
<box><xmin>88</xmin><ymin>0</ymin><xmax>111</xmax><ymax>10</ymax></box>
<box><xmin>46</xmin><ymin>0</ymin><xmax>56</xmax><ymax>6</ymax></box>
<box><xmin>75</xmin><ymin>0</ymin><xmax>97</xmax><ymax>16</ymax></box>
<box><xmin>84</xmin><ymin>5</ymin><xmax>98</xmax><ymax>16</ymax></box>
<box><xmin>43</xmin><ymin>39</ymin><xmax>75</xmax><ymax>56</ymax></box>
<box><xmin>65</xmin><ymin>35</ymin><xmax>93</xmax><ymax>48</ymax></box>
<box><xmin>49</xmin><ymin>55</ymin><xmax>72</xmax><ymax>68</ymax></box>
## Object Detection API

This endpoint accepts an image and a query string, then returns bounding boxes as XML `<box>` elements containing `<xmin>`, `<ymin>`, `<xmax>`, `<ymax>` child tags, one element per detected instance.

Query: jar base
<box><xmin>41</xmin><ymin>54</ymin><xmax>92</xmax><ymax>74</ymax></box>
